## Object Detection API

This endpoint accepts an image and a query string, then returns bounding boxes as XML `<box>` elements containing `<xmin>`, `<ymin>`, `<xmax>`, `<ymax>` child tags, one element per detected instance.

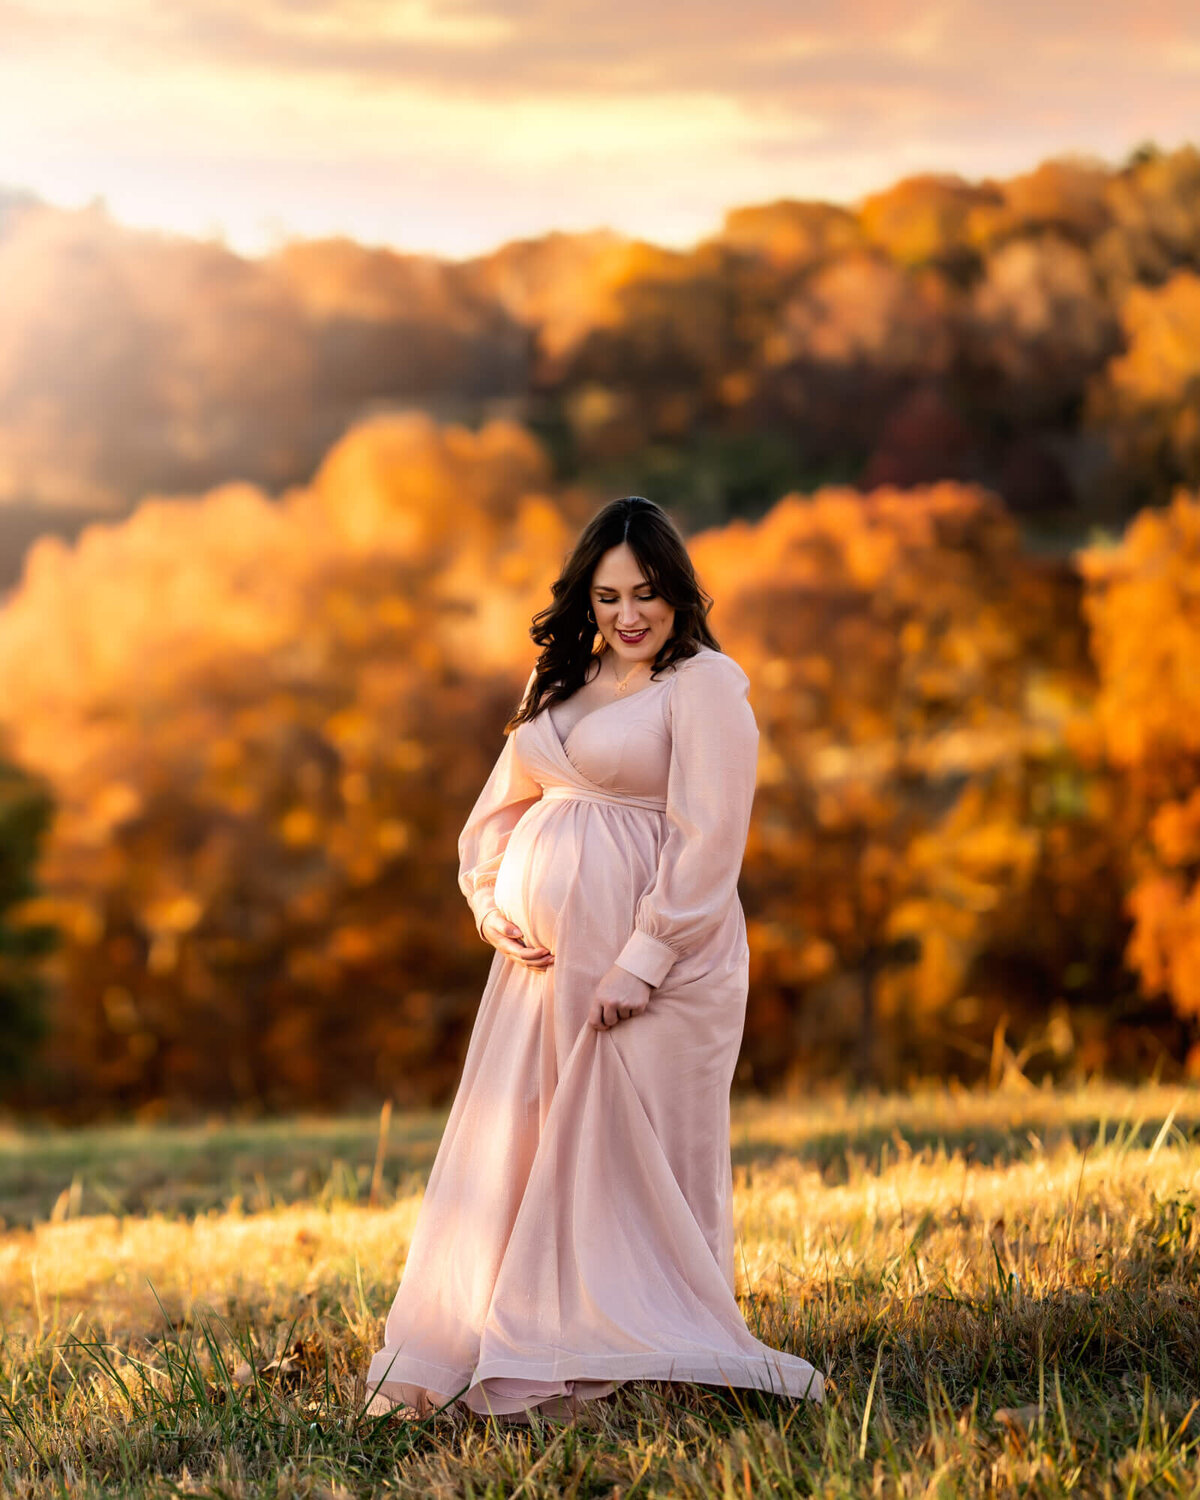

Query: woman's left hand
<box><xmin>588</xmin><ymin>963</ymin><xmax>652</xmax><ymax>1031</ymax></box>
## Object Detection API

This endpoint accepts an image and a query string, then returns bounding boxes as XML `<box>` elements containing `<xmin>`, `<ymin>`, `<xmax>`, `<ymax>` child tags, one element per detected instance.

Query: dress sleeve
<box><xmin>613</xmin><ymin>651</ymin><xmax>759</xmax><ymax>988</ymax></box>
<box><xmin>458</xmin><ymin>668</ymin><xmax>543</xmax><ymax>939</ymax></box>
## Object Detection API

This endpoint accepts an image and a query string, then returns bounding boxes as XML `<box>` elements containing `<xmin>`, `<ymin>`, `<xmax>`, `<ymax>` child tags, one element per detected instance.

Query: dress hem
<box><xmin>365</xmin><ymin>1346</ymin><xmax>825</xmax><ymax>1418</ymax></box>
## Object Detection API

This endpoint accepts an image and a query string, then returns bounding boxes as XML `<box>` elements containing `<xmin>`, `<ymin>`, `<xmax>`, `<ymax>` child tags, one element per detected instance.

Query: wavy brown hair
<box><xmin>504</xmin><ymin>496</ymin><xmax>720</xmax><ymax>733</ymax></box>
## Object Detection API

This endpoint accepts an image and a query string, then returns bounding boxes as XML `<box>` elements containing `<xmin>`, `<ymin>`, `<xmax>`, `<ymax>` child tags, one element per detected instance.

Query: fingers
<box><xmin>511</xmin><ymin>929</ymin><xmax>553</xmax><ymax>968</ymax></box>
<box><xmin>502</xmin><ymin>942</ymin><xmax>553</xmax><ymax>965</ymax></box>
<box><xmin>587</xmin><ymin>998</ymin><xmax>649</xmax><ymax>1030</ymax></box>
<box><xmin>512</xmin><ymin>944</ymin><xmax>555</xmax><ymax>969</ymax></box>
<box><xmin>588</xmin><ymin>1000</ymin><xmax>610</xmax><ymax>1030</ymax></box>
<box><xmin>503</xmin><ymin>923</ymin><xmax>551</xmax><ymax>958</ymax></box>
<box><xmin>487</xmin><ymin>916</ymin><xmax>554</xmax><ymax>969</ymax></box>
<box><xmin>488</xmin><ymin>914</ymin><xmax>531</xmax><ymax>948</ymax></box>
<box><xmin>521</xmin><ymin>953</ymin><xmax>555</xmax><ymax>969</ymax></box>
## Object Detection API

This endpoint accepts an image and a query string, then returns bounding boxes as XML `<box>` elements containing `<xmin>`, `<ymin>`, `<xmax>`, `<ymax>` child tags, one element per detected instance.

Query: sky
<box><xmin>1</xmin><ymin>0</ymin><xmax>1198</xmax><ymax>261</ymax></box>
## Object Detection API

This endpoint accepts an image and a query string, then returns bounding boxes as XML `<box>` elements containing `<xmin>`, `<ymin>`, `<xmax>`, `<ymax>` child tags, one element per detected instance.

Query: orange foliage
<box><xmin>967</xmin><ymin>158</ymin><xmax>1114</xmax><ymax>250</ymax></box>
<box><xmin>1096</xmin><ymin>145</ymin><xmax>1200</xmax><ymax>291</ymax></box>
<box><xmin>690</xmin><ymin>482</ymin><xmax>1095</xmax><ymax>1086</ymax></box>
<box><xmin>6</xmin><ymin>143</ymin><xmax>1200</xmax><ymax>561</ymax></box>
<box><xmin>0</xmin><ymin>414</ymin><xmax>569</xmax><ymax>1116</ymax></box>
<box><xmin>1078</xmin><ymin>489</ymin><xmax>1200</xmax><ymax>1038</ymax></box>
<box><xmin>0</xmin><ymin>433</ymin><xmax>1156</xmax><ymax>1109</ymax></box>
<box><xmin>861</xmin><ymin>174</ymin><xmax>999</xmax><ymax>268</ymax></box>
<box><xmin>1087</xmin><ymin>272</ymin><xmax>1200</xmax><ymax>494</ymax></box>
<box><xmin>767</xmin><ymin>253</ymin><xmax>958</xmax><ymax>374</ymax></box>
<box><xmin>971</xmin><ymin>236</ymin><xmax>1118</xmax><ymax>417</ymax></box>
<box><xmin>713</xmin><ymin>200</ymin><xmax>862</xmax><ymax>270</ymax></box>
<box><xmin>476</xmin><ymin>233</ymin><xmax>695</xmax><ymax>374</ymax></box>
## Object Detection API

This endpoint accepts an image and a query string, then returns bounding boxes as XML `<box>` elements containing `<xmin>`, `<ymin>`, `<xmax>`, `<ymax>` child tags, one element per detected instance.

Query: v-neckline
<box><xmin>548</xmin><ymin>673</ymin><xmax>671</xmax><ymax>753</ymax></box>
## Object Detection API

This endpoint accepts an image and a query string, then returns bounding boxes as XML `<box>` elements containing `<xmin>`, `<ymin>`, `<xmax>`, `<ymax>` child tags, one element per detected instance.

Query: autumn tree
<box><xmin>269</xmin><ymin>237</ymin><xmax>529</xmax><ymax>410</ymax></box>
<box><xmin>0</xmin><ymin>200</ymin><xmax>316</xmax><ymax>515</ymax></box>
<box><xmin>751</xmin><ymin>251</ymin><xmax>963</xmax><ymax>473</ymax></box>
<box><xmin>0</xmin><ymin>413</ymin><xmax>569</xmax><ymax>1118</ymax></box>
<box><xmin>1095</xmin><ymin>145</ymin><xmax>1200</xmax><ymax>294</ymax></box>
<box><xmin>7</xmin><ymin>144</ymin><xmax>1200</xmax><ymax>578</ymax></box>
<box><xmin>711</xmin><ymin>200</ymin><xmax>861</xmax><ymax>273</ymax></box>
<box><xmin>969</xmin><ymin>235</ymin><xmax>1119</xmax><ymax>424</ymax></box>
<box><xmin>1077</xmin><ymin>488</ymin><xmax>1200</xmax><ymax>1073</ymax></box>
<box><xmin>966</xmin><ymin>158</ymin><xmax>1115</xmax><ymax>253</ymax></box>
<box><xmin>691</xmin><ymin>483</ymin><xmax>1097</xmax><ymax>1088</ymax></box>
<box><xmin>0</xmin><ymin>761</ymin><xmax>56</xmax><ymax>1090</ymax></box>
<box><xmin>1086</xmin><ymin>271</ymin><xmax>1200</xmax><ymax>513</ymax></box>
<box><xmin>860</xmin><ymin>173</ymin><xmax>999</xmax><ymax>275</ymax></box>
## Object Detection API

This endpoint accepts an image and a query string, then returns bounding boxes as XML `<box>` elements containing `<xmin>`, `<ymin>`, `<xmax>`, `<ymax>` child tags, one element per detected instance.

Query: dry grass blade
<box><xmin>1</xmin><ymin>1083</ymin><xmax>1198</xmax><ymax>1496</ymax></box>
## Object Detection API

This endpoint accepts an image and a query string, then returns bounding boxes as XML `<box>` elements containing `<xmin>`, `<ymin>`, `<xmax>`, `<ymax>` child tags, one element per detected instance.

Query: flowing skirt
<box><xmin>365</xmin><ymin>796</ymin><xmax>824</xmax><ymax>1420</ymax></box>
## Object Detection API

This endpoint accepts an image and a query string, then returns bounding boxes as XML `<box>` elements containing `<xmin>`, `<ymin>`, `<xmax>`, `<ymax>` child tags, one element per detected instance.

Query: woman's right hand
<box><xmin>481</xmin><ymin>908</ymin><xmax>555</xmax><ymax>970</ymax></box>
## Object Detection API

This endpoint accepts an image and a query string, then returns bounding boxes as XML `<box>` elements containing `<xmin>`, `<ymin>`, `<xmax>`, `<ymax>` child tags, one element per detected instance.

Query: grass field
<box><xmin>2</xmin><ymin>1083</ymin><xmax>1199</xmax><ymax>1497</ymax></box>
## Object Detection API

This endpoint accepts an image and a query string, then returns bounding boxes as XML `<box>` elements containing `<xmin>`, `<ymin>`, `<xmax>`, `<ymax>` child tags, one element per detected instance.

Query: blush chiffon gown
<box><xmin>365</xmin><ymin>645</ymin><xmax>825</xmax><ymax>1420</ymax></box>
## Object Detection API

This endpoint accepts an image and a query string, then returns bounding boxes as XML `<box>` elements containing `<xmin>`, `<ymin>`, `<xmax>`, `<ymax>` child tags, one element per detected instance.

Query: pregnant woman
<box><xmin>365</xmin><ymin>495</ymin><xmax>825</xmax><ymax>1422</ymax></box>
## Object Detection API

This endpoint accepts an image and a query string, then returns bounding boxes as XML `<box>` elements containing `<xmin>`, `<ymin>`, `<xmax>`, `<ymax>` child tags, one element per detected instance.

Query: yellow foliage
<box><xmin>1080</xmin><ymin>491</ymin><xmax>1200</xmax><ymax>1026</ymax></box>
<box><xmin>860</xmin><ymin>173</ymin><xmax>997</xmax><ymax>266</ymax></box>
<box><xmin>0</xmin><ymin>411</ymin><xmax>564</xmax><ymax>1112</ymax></box>
<box><xmin>1087</xmin><ymin>274</ymin><xmax>1200</xmax><ymax>485</ymax></box>
<box><xmin>280</xmin><ymin>808</ymin><xmax>319</xmax><ymax>847</ymax></box>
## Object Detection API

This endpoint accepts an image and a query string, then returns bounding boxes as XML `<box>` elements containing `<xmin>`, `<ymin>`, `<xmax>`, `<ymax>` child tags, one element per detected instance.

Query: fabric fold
<box><xmin>366</xmin><ymin>646</ymin><xmax>825</xmax><ymax>1422</ymax></box>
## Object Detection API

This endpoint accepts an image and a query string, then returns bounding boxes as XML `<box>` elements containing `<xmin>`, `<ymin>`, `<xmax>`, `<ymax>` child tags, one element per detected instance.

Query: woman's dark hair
<box><xmin>505</xmin><ymin>496</ymin><xmax>720</xmax><ymax>732</ymax></box>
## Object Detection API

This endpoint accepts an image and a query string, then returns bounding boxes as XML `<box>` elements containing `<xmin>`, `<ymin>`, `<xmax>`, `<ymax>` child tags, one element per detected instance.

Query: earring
<box><xmin>586</xmin><ymin>608</ymin><xmax>595</xmax><ymax>623</ymax></box>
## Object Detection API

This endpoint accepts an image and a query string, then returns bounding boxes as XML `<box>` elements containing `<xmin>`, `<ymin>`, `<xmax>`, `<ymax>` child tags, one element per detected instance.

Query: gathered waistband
<box><xmin>540</xmin><ymin>783</ymin><xmax>667</xmax><ymax>814</ymax></box>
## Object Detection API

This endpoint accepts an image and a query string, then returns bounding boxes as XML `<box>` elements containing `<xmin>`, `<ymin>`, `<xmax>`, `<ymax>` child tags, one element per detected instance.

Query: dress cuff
<box><xmin>470</xmin><ymin>885</ymin><xmax>499</xmax><ymax>940</ymax></box>
<box><xmin>614</xmin><ymin>928</ymin><xmax>678</xmax><ymax>989</ymax></box>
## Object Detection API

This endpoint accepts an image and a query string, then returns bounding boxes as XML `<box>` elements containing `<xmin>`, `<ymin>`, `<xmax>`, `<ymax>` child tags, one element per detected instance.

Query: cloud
<box><xmin>1</xmin><ymin>0</ymin><xmax>1197</xmax><ymax>256</ymax></box>
<box><xmin>11</xmin><ymin>0</ymin><xmax>1200</xmax><ymax>105</ymax></box>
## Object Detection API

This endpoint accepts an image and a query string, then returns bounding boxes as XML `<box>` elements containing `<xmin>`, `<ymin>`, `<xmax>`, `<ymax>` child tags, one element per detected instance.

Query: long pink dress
<box><xmin>365</xmin><ymin>645</ymin><xmax>825</xmax><ymax>1419</ymax></box>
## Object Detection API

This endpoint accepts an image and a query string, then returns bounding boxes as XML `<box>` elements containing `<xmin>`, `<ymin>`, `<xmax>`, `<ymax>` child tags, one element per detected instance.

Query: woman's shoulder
<box><xmin>669</xmin><ymin>644</ymin><xmax>751</xmax><ymax>689</ymax></box>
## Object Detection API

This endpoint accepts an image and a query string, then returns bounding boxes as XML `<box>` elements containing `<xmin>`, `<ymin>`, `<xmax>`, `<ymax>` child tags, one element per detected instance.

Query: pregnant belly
<box><xmin>492</xmin><ymin>799</ymin><xmax>662</xmax><ymax>956</ymax></box>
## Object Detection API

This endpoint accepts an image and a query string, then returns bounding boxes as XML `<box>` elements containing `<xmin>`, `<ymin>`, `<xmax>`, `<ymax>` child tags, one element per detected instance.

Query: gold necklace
<box><xmin>610</xmin><ymin>655</ymin><xmax>651</xmax><ymax>695</ymax></box>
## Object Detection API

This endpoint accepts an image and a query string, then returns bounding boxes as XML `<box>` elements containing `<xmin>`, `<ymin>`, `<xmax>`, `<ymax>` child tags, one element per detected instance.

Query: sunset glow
<box><xmin>3</xmin><ymin>0</ymin><xmax>1197</xmax><ymax>257</ymax></box>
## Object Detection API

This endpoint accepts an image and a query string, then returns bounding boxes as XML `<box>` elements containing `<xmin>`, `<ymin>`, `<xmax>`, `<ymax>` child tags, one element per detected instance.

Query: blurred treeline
<box><xmin>2</xmin><ymin>143</ymin><xmax>1200</xmax><ymax>1119</ymax></box>
<box><xmin>3</xmin><ymin>143</ymin><xmax>1200</xmax><ymax>566</ymax></box>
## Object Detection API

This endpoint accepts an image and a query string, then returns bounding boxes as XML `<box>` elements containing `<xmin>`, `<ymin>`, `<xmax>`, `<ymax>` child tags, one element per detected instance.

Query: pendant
<box><xmin>611</xmin><ymin>651</ymin><xmax>648</xmax><ymax>695</ymax></box>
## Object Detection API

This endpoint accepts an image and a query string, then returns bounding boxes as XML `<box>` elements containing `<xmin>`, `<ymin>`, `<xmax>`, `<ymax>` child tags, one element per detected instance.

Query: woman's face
<box><xmin>589</xmin><ymin>543</ymin><xmax>676</xmax><ymax>664</ymax></box>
